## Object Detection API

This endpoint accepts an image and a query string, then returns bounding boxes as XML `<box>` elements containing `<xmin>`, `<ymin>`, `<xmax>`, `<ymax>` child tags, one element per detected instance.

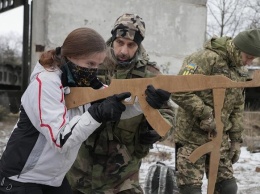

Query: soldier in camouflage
<box><xmin>66</xmin><ymin>13</ymin><xmax>175</xmax><ymax>194</ymax></box>
<box><xmin>172</xmin><ymin>29</ymin><xmax>260</xmax><ymax>194</ymax></box>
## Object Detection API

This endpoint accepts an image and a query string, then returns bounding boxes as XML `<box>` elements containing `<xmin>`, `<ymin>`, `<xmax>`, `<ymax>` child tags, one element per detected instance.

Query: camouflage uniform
<box><xmin>172</xmin><ymin>37</ymin><xmax>247</xmax><ymax>193</ymax></box>
<box><xmin>66</xmin><ymin>14</ymin><xmax>175</xmax><ymax>194</ymax></box>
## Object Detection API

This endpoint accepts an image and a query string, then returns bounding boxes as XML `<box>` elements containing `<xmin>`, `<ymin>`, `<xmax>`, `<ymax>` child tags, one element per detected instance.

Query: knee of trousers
<box><xmin>179</xmin><ymin>185</ymin><xmax>202</xmax><ymax>194</ymax></box>
<box><xmin>215</xmin><ymin>177</ymin><xmax>238</xmax><ymax>194</ymax></box>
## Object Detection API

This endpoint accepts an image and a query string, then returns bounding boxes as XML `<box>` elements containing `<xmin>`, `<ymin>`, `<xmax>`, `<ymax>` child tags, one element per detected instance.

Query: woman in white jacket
<box><xmin>0</xmin><ymin>27</ymin><xmax>131</xmax><ymax>194</ymax></box>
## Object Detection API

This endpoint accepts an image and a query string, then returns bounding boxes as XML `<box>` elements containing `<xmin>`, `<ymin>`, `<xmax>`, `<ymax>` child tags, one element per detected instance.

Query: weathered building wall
<box><xmin>31</xmin><ymin>0</ymin><xmax>207</xmax><ymax>74</ymax></box>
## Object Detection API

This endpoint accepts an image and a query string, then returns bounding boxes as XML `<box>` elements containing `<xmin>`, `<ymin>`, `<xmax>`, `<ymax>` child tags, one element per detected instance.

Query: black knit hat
<box><xmin>233</xmin><ymin>29</ymin><xmax>260</xmax><ymax>57</ymax></box>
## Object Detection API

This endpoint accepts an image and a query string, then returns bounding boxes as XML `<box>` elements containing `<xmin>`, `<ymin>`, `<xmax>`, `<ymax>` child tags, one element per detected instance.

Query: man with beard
<box><xmin>66</xmin><ymin>13</ymin><xmax>175</xmax><ymax>194</ymax></box>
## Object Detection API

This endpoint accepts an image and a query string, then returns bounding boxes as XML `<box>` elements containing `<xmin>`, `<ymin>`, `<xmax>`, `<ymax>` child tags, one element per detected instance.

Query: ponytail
<box><xmin>39</xmin><ymin>47</ymin><xmax>63</xmax><ymax>70</ymax></box>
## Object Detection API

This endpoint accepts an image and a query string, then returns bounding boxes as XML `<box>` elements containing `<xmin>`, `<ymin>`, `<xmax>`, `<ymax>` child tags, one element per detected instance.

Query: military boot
<box><xmin>215</xmin><ymin>177</ymin><xmax>238</xmax><ymax>194</ymax></box>
<box><xmin>179</xmin><ymin>185</ymin><xmax>201</xmax><ymax>194</ymax></box>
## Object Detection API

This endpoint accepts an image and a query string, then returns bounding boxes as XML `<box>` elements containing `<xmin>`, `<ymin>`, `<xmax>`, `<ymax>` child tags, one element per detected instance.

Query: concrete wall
<box><xmin>31</xmin><ymin>0</ymin><xmax>207</xmax><ymax>75</ymax></box>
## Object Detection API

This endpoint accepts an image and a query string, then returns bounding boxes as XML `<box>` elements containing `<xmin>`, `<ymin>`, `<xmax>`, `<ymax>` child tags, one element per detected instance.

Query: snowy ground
<box><xmin>1</xmin><ymin>117</ymin><xmax>260</xmax><ymax>193</ymax></box>
<box><xmin>140</xmin><ymin>144</ymin><xmax>260</xmax><ymax>194</ymax></box>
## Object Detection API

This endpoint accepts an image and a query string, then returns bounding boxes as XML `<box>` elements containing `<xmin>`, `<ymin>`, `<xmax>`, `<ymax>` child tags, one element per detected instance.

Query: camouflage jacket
<box><xmin>172</xmin><ymin>36</ymin><xmax>247</xmax><ymax>146</ymax></box>
<box><xmin>67</xmin><ymin>40</ymin><xmax>175</xmax><ymax>194</ymax></box>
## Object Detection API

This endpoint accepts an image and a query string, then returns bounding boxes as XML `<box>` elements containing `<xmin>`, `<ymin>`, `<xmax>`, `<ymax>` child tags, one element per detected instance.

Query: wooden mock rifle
<box><xmin>65</xmin><ymin>71</ymin><xmax>260</xmax><ymax>194</ymax></box>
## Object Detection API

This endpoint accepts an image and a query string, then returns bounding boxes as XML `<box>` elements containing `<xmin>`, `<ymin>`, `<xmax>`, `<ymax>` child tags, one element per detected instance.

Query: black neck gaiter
<box><xmin>61</xmin><ymin>61</ymin><xmax>103</xmax><ymax>89</ymax></box>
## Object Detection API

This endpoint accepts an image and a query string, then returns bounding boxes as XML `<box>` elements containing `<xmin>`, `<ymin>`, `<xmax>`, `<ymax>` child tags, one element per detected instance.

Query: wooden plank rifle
<box><xmin>65</xmin><ymin>71</ymin><xmax>260</xmax><ymax>194</ymax></box>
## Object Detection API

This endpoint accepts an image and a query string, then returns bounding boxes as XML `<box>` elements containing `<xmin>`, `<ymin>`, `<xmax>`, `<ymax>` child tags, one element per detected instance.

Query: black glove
<box><xmin>140</xmin><ymin>122</ymin><xmax>161</xmax><ymax>144</ymax></box>
<box><xmin>88</xmin><ymin>74</ymin><xmax>104</xmax><ymax>89</ymax></box>
<box><xmin>145</xmin><ymin>85</ymin><xmax>171</xmax><ymax>109</ymax></box>
<box><xmin>88</xmin><ymin>75</ymin><xmax>105</xmax><ymax>105</ymax></box>
<box><xmin>88</xmin><ymin>92</ymin><xmax>131</xmax><ymax>123</ymax></box>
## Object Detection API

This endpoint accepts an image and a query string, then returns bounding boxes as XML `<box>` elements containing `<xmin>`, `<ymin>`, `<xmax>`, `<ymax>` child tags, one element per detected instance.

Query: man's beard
<box><xmin>115</xmin><ymin>52</ymin><xmax>137</xmax><ymax>67</ymax></box>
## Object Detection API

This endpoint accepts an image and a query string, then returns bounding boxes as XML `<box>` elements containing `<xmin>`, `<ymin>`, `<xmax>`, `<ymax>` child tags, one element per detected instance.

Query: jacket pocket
<box><xmin>114</xmin><ymin>114</ymin><xmax>144</xmax><ymax>145</ymax></box>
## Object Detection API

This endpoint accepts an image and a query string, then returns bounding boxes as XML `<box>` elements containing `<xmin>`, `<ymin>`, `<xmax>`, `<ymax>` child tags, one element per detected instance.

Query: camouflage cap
<box><xmin>111</xmin><ymin>13</ymin><xmax>145</xmax><ymax>45</ymax></box>
<box><xmin>233</xmin><ymin>29</ymin><xmax>260</xmax><ymax>57</ymax></box>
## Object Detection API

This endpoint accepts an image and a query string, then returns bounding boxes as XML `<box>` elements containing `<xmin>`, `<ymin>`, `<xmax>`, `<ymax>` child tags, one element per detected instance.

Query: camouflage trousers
<box><xmin>176</xmin><ymin>133</ymin><xmax>234</xmax><ymax>193</ymax></box>
<box><xmin>72</xmin><ymin>188</ymin><xmax>143</xmax><ymax>194</ymax></box>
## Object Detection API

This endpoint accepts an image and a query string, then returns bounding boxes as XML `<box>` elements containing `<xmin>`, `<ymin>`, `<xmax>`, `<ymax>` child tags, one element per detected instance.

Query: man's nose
<box><xmin>120</xmin><ymin>45</ymin><xmax>128</xmax><ymax>54</ymax></box>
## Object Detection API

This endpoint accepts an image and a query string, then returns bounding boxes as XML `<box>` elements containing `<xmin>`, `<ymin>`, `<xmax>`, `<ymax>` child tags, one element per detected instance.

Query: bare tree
<box><xmin>0</xmin><ymin>32</ymin><xmax>22</xmax><ymax>65</ymax></box>
<box><xmin>207</xmin><ymin>0</ymin><xmax>250</xmax><ymax>38</ymax></box>
<box><xmin>247</xmin><ymin>1</ymin><xmax>260</xmax><ymax>29</ymax></box>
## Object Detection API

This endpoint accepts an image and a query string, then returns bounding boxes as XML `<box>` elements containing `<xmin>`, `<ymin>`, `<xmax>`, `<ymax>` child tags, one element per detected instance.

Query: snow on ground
<box><xmin>140</xmin><ymin>144</ymin><xmax>260</xmax><ymax>194</ymax></box>
<box><xmin>1</xmin><ymin>117</ymin><xmax>260</xmax><ymax>193</ymax></box>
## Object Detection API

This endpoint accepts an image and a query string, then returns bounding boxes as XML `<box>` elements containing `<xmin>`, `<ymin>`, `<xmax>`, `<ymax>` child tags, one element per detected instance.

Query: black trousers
<box><xmin>0</xmin><ymin>176</ymin><xmax>72</xmax><ymax>194</ymax></box>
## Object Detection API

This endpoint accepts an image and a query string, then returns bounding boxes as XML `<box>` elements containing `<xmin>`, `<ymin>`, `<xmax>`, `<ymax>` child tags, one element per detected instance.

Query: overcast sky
<box><xmin>0</xmin><ymin>6</ymin><xmax>23</xmax><ymax>36</ymax></box>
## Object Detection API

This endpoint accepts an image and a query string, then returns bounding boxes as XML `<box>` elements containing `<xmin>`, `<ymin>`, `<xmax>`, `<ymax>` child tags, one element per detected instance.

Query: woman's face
<box><xmin>67</xmin><ymin>51</ymin><xmax>106</xmax><ymax>68</ymax></box>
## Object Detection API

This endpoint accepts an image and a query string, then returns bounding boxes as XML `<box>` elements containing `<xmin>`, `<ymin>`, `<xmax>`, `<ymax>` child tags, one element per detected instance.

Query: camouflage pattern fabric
<box><xmin>66</xmin><ymin>40</ymin><xmax>175</xmax><ymax>194</ymax></box>
<box><xmin>177</xmin><ymin>134</ymin><xmax>234</xmax><ymax>186</ymax></box>
<box><xmin>112</xmin><ymin>13</ymin><xmax>145</xmax><ymax>41</ymax></box>
<box><xmin>171</xmin><ymin>36</ymin><xmax>247</xmax><ymax>189</ymax></box>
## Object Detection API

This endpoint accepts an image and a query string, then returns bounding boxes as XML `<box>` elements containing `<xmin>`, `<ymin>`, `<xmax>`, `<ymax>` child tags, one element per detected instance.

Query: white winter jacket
<box><xmin>0</xmin><ymin>62</ymin><xmax>142</xmax><ymax>187</ymax></box>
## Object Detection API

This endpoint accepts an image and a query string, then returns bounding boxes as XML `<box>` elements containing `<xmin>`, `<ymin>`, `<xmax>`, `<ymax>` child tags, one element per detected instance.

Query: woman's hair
<box><xmin>39</xmin><ymin>27</ymin><xmax>107</xmax><ymax>69</ymax></box>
